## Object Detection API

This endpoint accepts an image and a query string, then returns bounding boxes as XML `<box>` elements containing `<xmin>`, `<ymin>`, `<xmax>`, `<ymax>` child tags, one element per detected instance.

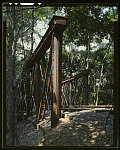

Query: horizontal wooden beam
<box><xmin>62</xmin><ymin>105</ymin><xmax>113</xmax><ymax>108</ymax></box>
<box><xmin>24</xmin><ymin>15</ymin><xmax>68</xmax><ymax>70</ymax></box>
<box><xmin>40</xmin><ymin>105</ymin><xmax>113</xmax><ymax>109</ymax></box>
<box><xmin>62</xmin><ymin>70</ymin><xmax>90</xmax><ymax>84</ymax></box>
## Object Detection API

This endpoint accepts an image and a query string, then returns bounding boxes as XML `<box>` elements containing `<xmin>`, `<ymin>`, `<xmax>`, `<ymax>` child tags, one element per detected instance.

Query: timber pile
<box><xmin>6</xmin><ymin>108</ymin><xmax>113</xmax><ymax>147</ymax></box>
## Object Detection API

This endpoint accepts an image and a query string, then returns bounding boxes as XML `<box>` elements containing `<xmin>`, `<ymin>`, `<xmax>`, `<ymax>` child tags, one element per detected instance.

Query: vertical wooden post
<box><xmin>113</xmin><ymin>21</ymin><xmax>119</xmax><ymax>147</ymax></box>
<box><xmin>84</xmin><ymin>73</ymin><xmax>88</xmax><ymax>105</ymax></box>
<box><xmin>34</xmin><ymin>61</ymin><xmax>42</xmax><ymax>123</ymax></box>
<box><xmin>3</xmin><ymin>21</ymin><xmax>6</xmax><ymax>147</ymax></box>
<box><xmin>50</xmin><ymin>16</ymin><xmax>68</xmax><ymax>128</ymax></box>
<box><xmin>51</xmin><ymin>32</ymin><xmax>62</xmax><ymax>128</ymax></box>
<box><xmin>30</xmin><ymin>69</ymin><xmax>34</xmax><ymax>113</ymax></box>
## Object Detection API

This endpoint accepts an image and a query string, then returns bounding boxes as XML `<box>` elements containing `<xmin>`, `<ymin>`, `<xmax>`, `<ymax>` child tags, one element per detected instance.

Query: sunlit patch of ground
<box><xmin>6</xmin><ymin>109</ymin><xmax>113</xmax><ymax>147</ymax></box>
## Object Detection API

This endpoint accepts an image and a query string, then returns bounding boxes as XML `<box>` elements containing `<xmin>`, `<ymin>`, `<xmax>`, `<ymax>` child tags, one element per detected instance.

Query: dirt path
<box><xmin>6</xmin><ymin>109</ymin><xmax>113</xmax><ymax>147</ymax></box>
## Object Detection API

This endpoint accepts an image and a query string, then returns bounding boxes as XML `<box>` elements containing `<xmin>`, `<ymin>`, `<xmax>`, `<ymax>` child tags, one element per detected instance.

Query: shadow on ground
<box><xmin>6</xmin><ymin>110</ymin><xmax>113</xmax><ymax>147</ymax></box>
<box><xmin>36</xmin><ymin>110</ymin><xmax>113</xmax><ymax>147</ymax></box>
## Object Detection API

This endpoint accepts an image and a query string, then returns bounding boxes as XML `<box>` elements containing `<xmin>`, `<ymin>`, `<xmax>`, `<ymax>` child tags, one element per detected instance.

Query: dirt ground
<box><xmin>6</xmin><ymin>109</ymin><xmax>113</xmax><ymax>147</ymax></box>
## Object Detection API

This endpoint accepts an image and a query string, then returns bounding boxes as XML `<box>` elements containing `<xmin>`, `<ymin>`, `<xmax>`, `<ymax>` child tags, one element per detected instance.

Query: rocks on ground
<box><xmin>6</xmin><ymin>109</ymin><xmax>113</xmax><ymax>147</ymax></box>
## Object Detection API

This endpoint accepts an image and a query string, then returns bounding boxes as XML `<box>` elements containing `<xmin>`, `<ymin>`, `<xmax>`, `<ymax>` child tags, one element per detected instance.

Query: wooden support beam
<box><xmin>40</xmin><ymin>55</ymin><xmax>47</xmax><ymax>80</ymax></box>
<box><xmin>31</xmin><ymin>69</ymin><xmax>34</xmax><ymax>96</ymax></box>
<box><xmin>42</xmin><ymin>55</ymin><xmax>46</xmax><ymax>78</ymax></box>
<box><xmin>62</xmin><ymin>105</ymin><xmax>113</xmax><ymax>108</ymax></box>
<box><xmin>22</xmin><ymin>16</ymin><xmax>68</xmax><ymax>128</ymax></box>
<box><xmin>37</xmin><ymin>49</ymin><xmax>52</xmax><ymax>122</ymax></box>
<box><xmin>39</xmin><ymin>64</ymin><xmax>44</xmax><ymax>79</ymax></box>
<box><xmin>34</xmin><ymin>61</ymin><xmax>42</xmax><ymax>123</ymax></box>
<box><xmin>30</xmin><ymin>70</ymin><xmax>34</xmax><ymax>114</ymax></box>
<box><xmin>42</xmin><ymin>73</ymin><xmax>51</xmax><ymax>120</ymax></box>
<box><xmin>51</xmin><ymin>31</ymin><xmax>62</xmax><ymax>128</ymax></box>
<box><xmin>61</xmin><ymin>83</ymin><xmax>68</xmax><ymax>106</ymax></box>
<box><xmin>24</xmin><ymin>15</ymin><xmax>68</xmax><ymax>70</ymax></box>
<box><xmin>62</xmin><ymin>70</ymin><xmax>90</xmax><ymax>84</ymax></box>
<box><xmin>30</xmin><ymin>70</ymin><xmax>33</xmax><ymax>97</ymax></box>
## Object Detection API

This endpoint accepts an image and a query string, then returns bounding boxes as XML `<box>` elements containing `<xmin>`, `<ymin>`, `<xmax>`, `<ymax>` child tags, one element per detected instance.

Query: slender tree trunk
<box><xmin>93</xmin><ymin>76</ymin><xmax>96</xmax><ymax>104</ymax></box>
<box><xmin>21</xmin><ymin>8</ymin><xmax>25</xmax><ymax>59</ymax></box>
<box><xmin>7</xmin><ymin>15</ymin><xmax>14</xmax><ymax>133</ymax></box>
<box><xmin>84</xmin><ymin>37</ymin><xmax>90</xmax><ymax>105</ymax></box>
<box><xmin>7</xmin><ymin>6</ymin><xmax>17</xmax><ymax>146</ymax></box>
<box><xmin>21</xmin><ymin>36</ymin><xmax>25</xmax><ymax>59</ymax></box>
<box><xmin>31</xmin><ymin>9</ymin><xmax>34</xmax><ymax>55</ymax></box>
<box><xmin>84</xmin><ymin>35</ymin><xmax>90</xmax><ymax>70</ymax></box>
<box><xmin>69</xmin><ymin>81</ymin><xmax>72</xmax><ymax>105</ymax></box>
<box><xmin>95</xmin><ymin>53</ymin><xmax>107</xmax><ymax>106</ymax></box>
<box><xmin>12</xmin><ymin>6</ymin><xmax>18</xmax><ymax>146</ymax></box>
<box><xmin>86</xmin><ymin>38</ymin><xmax>90</xmax><ymax>69</ymax></box>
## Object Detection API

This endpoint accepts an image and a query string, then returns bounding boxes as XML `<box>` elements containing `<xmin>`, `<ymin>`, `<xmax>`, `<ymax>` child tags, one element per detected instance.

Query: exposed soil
<box><xmin>6</xmin><ymin>108</ymin><xmax>113</xmax><ymax>147</ymax></box>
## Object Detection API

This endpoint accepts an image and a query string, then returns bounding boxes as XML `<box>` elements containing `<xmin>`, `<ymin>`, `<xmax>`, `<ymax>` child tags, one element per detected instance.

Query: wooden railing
<box><xmin>61</xmin><ymin>70</ymin><xmax>90</xmax><ymax>107</ymax></box>
<box><xmin>16</xmin><ymin>15</ymin><xmax>68</xmax><ymax>128</ymax></box>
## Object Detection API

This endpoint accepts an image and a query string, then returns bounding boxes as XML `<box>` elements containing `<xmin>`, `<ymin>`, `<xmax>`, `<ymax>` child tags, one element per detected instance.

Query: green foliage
<box><xmin>58</xmin><ymin>6</ymin><xmax>116</xmax><ymax>105</ymax></box>
<box><xmin>3</xmin><ymin>6</ymin><xmax>54</xmax><ymax>79</ymax></box>
<box><xmin>3</xmin><ymin>5</ymin><xmax>116</xmax><ymax>105</ymax></box>
<box><xmin>88</xmin><ymin>43</ymin><xmax>114</xmax><ymax>105</ymax></box>
<box><xmin>61</xmin><ymin>6</ymin><xmax>114</xmax><ymax>46</ymax></box>
<box><xmin>107</xmin><ymin>7</ymin><xmax>118</xmax><ymax>21</ymax></box>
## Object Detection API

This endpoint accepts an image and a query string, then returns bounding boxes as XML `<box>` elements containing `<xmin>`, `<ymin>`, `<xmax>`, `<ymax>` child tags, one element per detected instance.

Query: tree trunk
<box><xmin>95</xmin><ymin>53</ymin><xmax>107</xmax><ymax>106</ymax></box>
<box><xmin>30</xmin><ymin>9</ymin><xmax>34</xmax><ymax>55</ymax></box>
<box><xmin>84</xmin><ymin>37</ymin><xmax>90</xmax><ymax>105</ymax></box>
<box><xmin>7</xmin><ymin>6</ymin><xmax>17</xmax><ymax>146</ymax></box>
<box><xmin>93</xmin><ymin>76</ymin><xmax>96</xmax><ymax>104</ymax></box>
<box><xmin>3</xmin><ymin>21</ymin><xmax>6</xmax><ymax>146</ymax></box>
<box><xmin>86</xmin><ymin>38</ymin><xmax>90</xmax><ymax>69</ymax></box>
<box><xmin>85</xmin><ymin>37</ymin><xmax>90</xmax><ymax>70</ymax></box>
<box><xmin>21</xmin><ymin>7</ymin><xmax>25</xmax><ymax>59</ymax></box>
<box><xmin>84</xmin><ymin>74</ymin><xmax>88</xmax><ymax>105</ymax></box>
<box><xmin>69</xmin><ymin>81</ymin><xmax>72</xmax><ymax>105</ymax></box>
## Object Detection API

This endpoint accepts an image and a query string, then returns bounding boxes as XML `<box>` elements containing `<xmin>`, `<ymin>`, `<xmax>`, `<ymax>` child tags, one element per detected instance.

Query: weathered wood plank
<box><xmin>25</xmin><ymin>16</ymin><xmax>68</xmax><ymax>70</ymax></box>
<box><xmin>37</xmin><ymin>49</ymin><xmax>52</xmax><ymax>122</ymax></box>
<box><xmin>34</xmin><ymin>61</ymin><xmax>42</xmax><ymax>123</ymax></box>
<box><xmin>62</xmin><ymin>70</ymin><xmax>90</xmax><ymax>84</ymax></box>
<box><xmin>42</xmin><ymin>72</ymin><xmax>51</xmax><ymax>120</ymax></box>
<box><xmin>62</xmin><ymin>105</ymin><xmax>113</xmax><ymax>108</ymax></box>
<box><xmin>51</xmin><ymin>31</ymin><xmax>62</xmax><ymax>128</ymax></box>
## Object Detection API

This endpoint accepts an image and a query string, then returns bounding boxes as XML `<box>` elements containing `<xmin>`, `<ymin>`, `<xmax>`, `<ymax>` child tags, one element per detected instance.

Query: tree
<box><xmin>3</xmin><ymin>5</ymin><xmax>55</xmax><ymax>145</ymax></box>
<box><xmin>62</xmin><ymin>6</ymin><xmax>114</xmax><ymax>68</ymax></box>
<box><xmin>54</xmin><ymin>6</ymin><xmax>117</xmax><ymax>105</ymax></box>
<box><xmin>6</xmin><ymin>6</ymin><xmax>17</xmax><ymax>145</ymax></box>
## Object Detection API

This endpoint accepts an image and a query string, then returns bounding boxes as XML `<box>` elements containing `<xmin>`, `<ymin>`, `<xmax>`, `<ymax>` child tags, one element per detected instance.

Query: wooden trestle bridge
<box><xmin>15</xmin><ymin>15</ymin><xmax>115</xmax><ymax>130</ymax></box>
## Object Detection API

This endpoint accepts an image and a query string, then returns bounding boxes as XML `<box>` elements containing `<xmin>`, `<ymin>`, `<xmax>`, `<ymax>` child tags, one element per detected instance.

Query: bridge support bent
<box><xmin>51</xmin><ymin>31</ymin><xmax>62</xmax><ymax>127</ymax></box>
